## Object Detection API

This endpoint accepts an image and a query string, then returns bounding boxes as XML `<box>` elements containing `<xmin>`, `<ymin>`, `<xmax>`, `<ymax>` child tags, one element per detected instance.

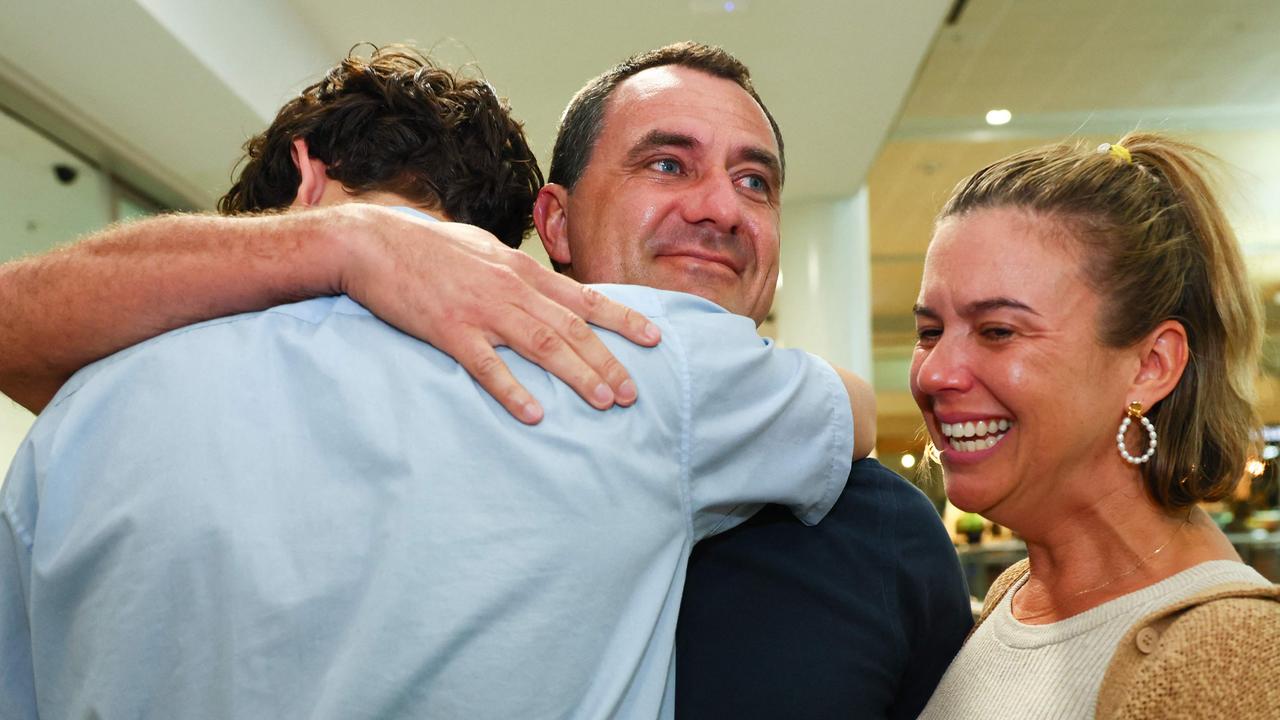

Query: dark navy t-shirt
<box><xmin>676</xmin><ymin>458</ymin><xmax>973</xmax><ymax>719</ymax></box>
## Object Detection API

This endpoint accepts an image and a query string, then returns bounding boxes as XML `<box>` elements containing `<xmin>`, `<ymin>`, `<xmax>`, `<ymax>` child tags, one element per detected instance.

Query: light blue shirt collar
<box><xmin>392</xmin><ymin>205</ymin><xmax>440</xmax><ymax>223</ymax></box>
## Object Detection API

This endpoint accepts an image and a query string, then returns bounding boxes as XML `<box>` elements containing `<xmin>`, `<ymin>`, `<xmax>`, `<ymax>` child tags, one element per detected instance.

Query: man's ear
<box><xmin>290</xmin><ymin>138</ymin><xmax>329</xmax><ymax>208</ymax></box>
<box><xmin>533</xmin><ymin>183</ymin><xmax>573</xmax><ymax>266</ymax></box>
<box><xmin>1130</xmin><ymin>319</ymin><xmax>1190</xmax><ymax>409</ymax></box>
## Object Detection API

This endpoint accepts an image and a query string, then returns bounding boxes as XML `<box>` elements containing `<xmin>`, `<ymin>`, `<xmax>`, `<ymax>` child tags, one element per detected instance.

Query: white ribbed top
<box><xmin>918</xmin><ymin>560</ymin><xmax>1269</xmax><ymax>719</ymax></box>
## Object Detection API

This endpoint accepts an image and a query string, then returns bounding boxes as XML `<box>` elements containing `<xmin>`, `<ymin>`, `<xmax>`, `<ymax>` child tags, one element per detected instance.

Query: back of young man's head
<box><xmin>219</xmin><ymin>45</ymin><xmax>543</xmax><ymax>248</ymax></box>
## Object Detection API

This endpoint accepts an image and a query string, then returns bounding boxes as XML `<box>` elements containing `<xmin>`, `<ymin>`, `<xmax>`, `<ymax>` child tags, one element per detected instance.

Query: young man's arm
<box><xmin>0</xmin><ymin>203</ymin><xmax>659</xmax><ymax>421</ymax></box>
<box><xmin>833</xmin><ymin>367</ymin><xmax>877</xmax><ymax>460</ymax></box>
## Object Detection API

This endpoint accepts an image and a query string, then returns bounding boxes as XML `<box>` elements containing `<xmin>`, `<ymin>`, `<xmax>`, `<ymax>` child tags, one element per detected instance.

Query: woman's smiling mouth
<box><xmin>940</xmin><ymin>418</ymin><xmax>1012</xmax><ymax>453</ymax></box>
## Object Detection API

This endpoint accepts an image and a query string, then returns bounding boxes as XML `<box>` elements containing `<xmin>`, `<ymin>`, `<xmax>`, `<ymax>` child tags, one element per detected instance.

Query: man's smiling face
<box><xmin>549</xmin><ymin>65</ymin><xmax>782</xmax><ymax>324</ymax></box>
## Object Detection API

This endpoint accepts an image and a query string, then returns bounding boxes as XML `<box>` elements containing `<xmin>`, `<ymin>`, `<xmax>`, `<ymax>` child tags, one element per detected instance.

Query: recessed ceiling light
<box><xmin>900</xmin><ymin>453</ymin><xmax>917</xmax><ymax>469</ymax></box>
<box><xmin>690</xmin><ymin>0</ymin><xmax>750</xmax><ymax>12</ymax></box>
<box><xmin>985</xmin><ymin>109</ymin><xmax>1012</xmax><ymax>126</ymax></box>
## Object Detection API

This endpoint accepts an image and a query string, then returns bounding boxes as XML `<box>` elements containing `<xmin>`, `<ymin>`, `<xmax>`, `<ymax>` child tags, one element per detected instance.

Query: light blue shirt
<box><xmin>1</xmin><ymin>286</ymin><xmax>853</xmax><ymax>719</ymax></box>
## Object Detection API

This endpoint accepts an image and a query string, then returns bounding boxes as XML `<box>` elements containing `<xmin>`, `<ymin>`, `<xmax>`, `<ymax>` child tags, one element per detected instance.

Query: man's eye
<box><xmin>916</xmin><ymin>327</ymin><xmax>942</xmax><ymax>344</ymax></box>
<box><xmin>982</xmin><ymin>326</ymin><xmax>1014</xmax><ymax>341</ymax></box>
<box><xmin>652</xmin><ymin>158</ymin><xmax>682</xmax><ymax>174</ymax></box>
<box><xmin>739</xmin><ymin>175</ymin><xmax>769</xmax><ymax>193</ymax></box>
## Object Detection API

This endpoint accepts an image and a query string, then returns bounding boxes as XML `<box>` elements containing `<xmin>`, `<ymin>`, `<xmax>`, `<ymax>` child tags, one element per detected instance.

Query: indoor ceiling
<box><xmin>0</xmin><ymin>0</ymin><xmax>953</xmax><ymax>209</ymax></box>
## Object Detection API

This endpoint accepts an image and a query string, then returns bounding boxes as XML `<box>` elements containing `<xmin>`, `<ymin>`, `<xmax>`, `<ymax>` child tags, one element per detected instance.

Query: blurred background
<box><xmin>2</xmin><ymin>0</ymin><xmax>1277</xmax><ymax>590</ymax></box>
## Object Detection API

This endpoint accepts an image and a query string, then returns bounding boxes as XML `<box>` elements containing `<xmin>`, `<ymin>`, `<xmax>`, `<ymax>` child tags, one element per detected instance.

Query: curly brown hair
<box><xmin>218</xmin><ymin>45</ymin><xmax>543</xmax><ymax>248</ymax></box>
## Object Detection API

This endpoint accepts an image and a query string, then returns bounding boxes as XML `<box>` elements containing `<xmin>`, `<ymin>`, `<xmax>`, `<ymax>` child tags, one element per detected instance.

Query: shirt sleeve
<box><xmin>661</xmin><ymin>293</ymin><xmax>854</xmax><ymax>539</ymax></box>
<box><xmin>1</xmin><ymin>437</ymin><xmax>40</xmax><ymax>720</ymax></box>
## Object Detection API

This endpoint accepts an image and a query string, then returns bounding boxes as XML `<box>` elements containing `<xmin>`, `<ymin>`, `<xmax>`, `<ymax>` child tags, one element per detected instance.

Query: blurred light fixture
<box><xmin>1263</xmin><ymin>445</ymin><xmax>1280</xmax><ymax>460</ymax></box>
<box><xmin>690</xmin><ymin>0</ymin><xmax>750</xmax><ymax>12</ymax></box>
<box><xmin>985</xmin><ymin>108</ymin><xmax>1012</xmax><ymax>126</ymax></box>
<box><xmin>1246</xmin><ymin>458</ymin><xmax>1265</xmax><ymax>477</ymax></box>
<box><xmin>900</xmin><ymin>453</ymin><xmax>917</xmax><ymax>469</ymax></box>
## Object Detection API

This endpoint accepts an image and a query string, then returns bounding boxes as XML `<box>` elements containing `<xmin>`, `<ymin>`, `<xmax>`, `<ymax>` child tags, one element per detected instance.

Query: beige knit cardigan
<box><xmin>976</xmin><ymin>559</ymin><xmax>1280</xmax><ymax>719</ymax></box>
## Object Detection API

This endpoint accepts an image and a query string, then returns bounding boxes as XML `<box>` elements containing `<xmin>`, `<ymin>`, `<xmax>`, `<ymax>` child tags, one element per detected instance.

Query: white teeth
<box><xmin>945</xmin><ymin>432</ymin><xmax>1007</xmax><ymax>454</ymax></box>
<box><xmin>940</xmin><ymin>418</ymin><xmax>1013</xmax><ymax>439</ymax></box>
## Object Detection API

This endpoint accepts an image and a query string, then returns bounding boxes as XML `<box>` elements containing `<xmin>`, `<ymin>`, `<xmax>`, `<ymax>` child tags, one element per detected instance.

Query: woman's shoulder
<box><xmin>1156</xmin><ymin>582</ymin><xmax>1280</xmax><ymax>650</ymax></box>
<box><xmin>1097</xmin><ymin>582</ymin><xmax>1280</xmax><ymax>719</ymax></box>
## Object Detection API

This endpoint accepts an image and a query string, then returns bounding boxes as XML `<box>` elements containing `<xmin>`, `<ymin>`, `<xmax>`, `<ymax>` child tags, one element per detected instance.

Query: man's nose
<box><xmin>682</xmin><ymin>171</ymin><xmax>742</xmax><ymax>233</ymax></box>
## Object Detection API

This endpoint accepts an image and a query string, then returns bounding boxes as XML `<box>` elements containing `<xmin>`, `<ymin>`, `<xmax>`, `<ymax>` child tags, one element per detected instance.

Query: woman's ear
<box><xmin>290</xmin><ymin>138</ymin><xmax>330</xmax><ymax>208</ymax></box>
<box><xmin>1130</xmin><ymin>319</ymin><xmax>1190</xmax><ymax>408</ymax></box>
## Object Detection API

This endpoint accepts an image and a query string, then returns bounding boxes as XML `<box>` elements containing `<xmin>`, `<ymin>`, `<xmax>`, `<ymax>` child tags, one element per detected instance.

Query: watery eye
<box><xmin>653</xmin><ymin>158</ymin><xmax>681</xmax><ymax>174</ymax></box>
<box><xmin>741</xmin><ymin>175</ymin><xmax>768</xmax><ymax>192</ymax></box>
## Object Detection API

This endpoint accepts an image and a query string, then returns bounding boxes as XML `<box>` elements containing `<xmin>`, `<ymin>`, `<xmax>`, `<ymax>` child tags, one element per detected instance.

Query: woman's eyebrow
<box><xmin>964</xmin><ymin>297</ymin><xmax>1039</xmax><ymax>316</ymax></box>
<box><xmin>912</xmin><ymin>297</ymin><xmax>1040</xmax><ymax>320</ymax></box>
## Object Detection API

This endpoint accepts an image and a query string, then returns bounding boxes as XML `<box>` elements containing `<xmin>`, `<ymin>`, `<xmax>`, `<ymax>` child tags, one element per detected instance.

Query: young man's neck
<box><xmin>310</xmin><ymin>187</ymin><xmax>447</xmax><ymax>222</ymax></box>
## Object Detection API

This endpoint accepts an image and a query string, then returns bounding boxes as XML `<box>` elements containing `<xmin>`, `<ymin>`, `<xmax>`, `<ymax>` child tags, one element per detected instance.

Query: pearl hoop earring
<box><xmin>1117</xmin><ymin>401</ymin><xmax>1157</xmax><ymax>465</ymax></box>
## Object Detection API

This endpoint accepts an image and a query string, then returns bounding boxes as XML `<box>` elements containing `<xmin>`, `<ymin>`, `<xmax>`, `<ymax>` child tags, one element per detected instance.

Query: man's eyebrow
<box><xmin>736</xmin><ymin>146</ymin><xmax>782</xmax><ymax>185</ymax></box>
<box><xmin>625</xmin><ymin>130</ymin><xmax>699</xmax><ymax>163</ymax></box>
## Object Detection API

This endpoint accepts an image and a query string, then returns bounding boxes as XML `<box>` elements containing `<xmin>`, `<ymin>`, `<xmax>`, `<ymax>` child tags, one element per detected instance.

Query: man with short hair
<box><xmin>531</xmin><ymin>42</ymin><xmax>973</xmax><ymax>720</ymax></box>
<box><xmin>0</xmin><ymin>42</ymin><xmax>970</xmax><ymax>718</ymax></box>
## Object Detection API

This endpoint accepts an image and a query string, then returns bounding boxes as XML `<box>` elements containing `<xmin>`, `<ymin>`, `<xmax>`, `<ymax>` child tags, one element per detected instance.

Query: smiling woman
<box><xmin>913</xmin><ymin>133</ymin><xmax>1280</xmax><ymax>719</ymax></box>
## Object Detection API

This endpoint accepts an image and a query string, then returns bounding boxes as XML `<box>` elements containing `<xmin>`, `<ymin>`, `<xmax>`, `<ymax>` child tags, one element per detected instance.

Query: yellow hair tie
<box><xmin>1097</xmin><ymin>142</ymin><xmax>1132</xmax><ymax>164</ymax></box>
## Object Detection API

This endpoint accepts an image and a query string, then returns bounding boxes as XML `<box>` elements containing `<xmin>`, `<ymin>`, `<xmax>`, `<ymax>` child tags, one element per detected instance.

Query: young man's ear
<box><xmin>290</xmin><ymin>138</ymin><xmax>330</xmax><ymax>208</ymax></box>
<box><xmin>1130</xmin><ymin>319</ymin><xmax>1190</xmax><ymax>410</ymax></box>
<box><xmin>532</xmin><ymin>184</ymin><xmax>572</xmax><ymax>267</ymax></box>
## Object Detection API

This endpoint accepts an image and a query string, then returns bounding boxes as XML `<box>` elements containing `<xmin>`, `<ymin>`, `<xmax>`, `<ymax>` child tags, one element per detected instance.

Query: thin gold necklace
<box><xmin>1068</xmin><ymin>517</ymin><xmax>1189</xmax><ymax>597</ymax></box>
<box><xmin>1013</xmin><ymin>516</ymin><xmax>1191</xmax><ymax>622</ymax></box>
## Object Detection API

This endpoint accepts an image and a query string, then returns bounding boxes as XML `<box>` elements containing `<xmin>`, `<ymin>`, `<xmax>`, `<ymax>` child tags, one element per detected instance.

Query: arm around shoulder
<box><xmin>0</xmin><ymin>203</ymin><xmax>657</xmax><ymax>418</ymax></box>
<box><xmin>0</xmin><ymin>207</ymin><xmax>356</xmax><ymax>413</ymax></box>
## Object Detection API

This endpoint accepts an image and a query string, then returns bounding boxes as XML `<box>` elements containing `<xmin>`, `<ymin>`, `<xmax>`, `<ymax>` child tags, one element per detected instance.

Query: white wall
<box><xmin>773</xmin><ymin>190</ymin><xmax>874</xmax><ymax>381</ymax></box>
<box><xmin>0</xmin><ymin>399</ymin><xmax>35</xmax><ymax>485</ymax></box>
